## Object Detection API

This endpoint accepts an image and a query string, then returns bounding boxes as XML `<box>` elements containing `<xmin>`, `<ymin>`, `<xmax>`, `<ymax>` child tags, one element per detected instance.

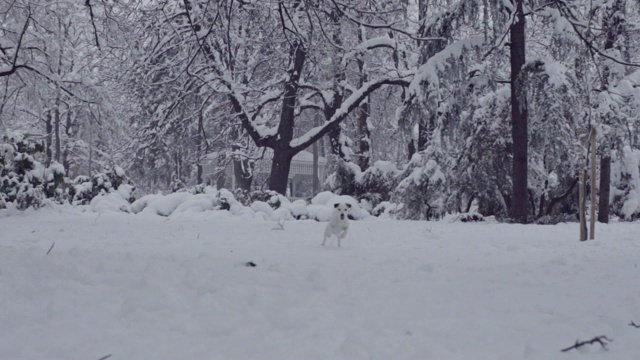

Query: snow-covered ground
<box><xmin>1</xmin><ymin>208</ymin><xmax>639</xmax><ymax>360</ymax></box>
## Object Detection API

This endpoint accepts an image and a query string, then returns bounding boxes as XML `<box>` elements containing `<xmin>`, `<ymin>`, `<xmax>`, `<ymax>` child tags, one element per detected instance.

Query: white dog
<box><xmin>322</xmin><ymin>202</ymin><xmax>351</xmax><ymax>247</ymax></box>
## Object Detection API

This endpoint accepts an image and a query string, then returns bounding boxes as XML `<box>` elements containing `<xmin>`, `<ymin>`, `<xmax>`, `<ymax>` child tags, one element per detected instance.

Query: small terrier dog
<box><xmin>322</xmin><ymin>202</ymin><xmax>351</xmax><ymax>247</ymax></box>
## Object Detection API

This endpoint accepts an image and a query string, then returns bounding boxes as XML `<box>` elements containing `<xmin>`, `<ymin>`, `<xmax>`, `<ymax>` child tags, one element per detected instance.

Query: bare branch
<box><xmin>0</xmin><ymin>7</ymin><xmax>30</xmax><ymax>77</ymax></box>
<box><xmin>290</xmin><ymin>77</ymin><xmax>409</xmax><ymax>153</ymax></box>
<box><xmin>330</xmin><ymin>0</ymin><xmax>444</xmax><ymax>41</ymax></box>
<box><xmin>554</xmin><ymin>1</ymin><xmax>640</xmax><ymax>68</ymax></box>
<box><xmin>561</xmin><ymin>336</ymin><xmax>612</xmax><ymax>352</ymax></box>
<box><xmin>85</xmin><ymin>0</ymin><xmax>101</xmax><ymax>50</ymax></box>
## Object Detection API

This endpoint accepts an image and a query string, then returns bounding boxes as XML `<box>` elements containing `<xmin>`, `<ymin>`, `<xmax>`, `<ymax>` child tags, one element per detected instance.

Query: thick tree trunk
<box><xmin>597</xmin><ymin>0</ymin><xmax>624</xmax><ymax>224</ymax></box>
<box><xmin>408</xmin><ymin>140</ymin><xmax>416</xmax><ymax>160</ymax></box>
<box><xmin>54</xmin><ymin>91</ymin><xmax>61</xmax><ymax>163</ymax></box>
<box><xmin>233</xmin><ymin>158</ymin><xmax>253</xmax><ymax>191</ymax></box>
<box><xmin>269</xmin><ymin>148</ymin><xmax>293</xmax><ymax>195</ymax></box>
<box><xmin>267</xmin><ymin>38</ymin><xmax>306</xmax><ymax>194</ymax></box>
<box><xmin>510</xmin><ymin>0</ymin><xmax>529</xmax><ymax>223</ymax></box>
<box><xmin>356</xmin><ymin>99</ymin><xmax>370</xmax><ymax>171</ymax></box>
<box><xmin>598</xmin><ymin>156</ymin><xmax>611</xmax><ymax>223</ymax></box>
<box><xmin>327</xmin><ymin>123</ymin><xmax>345</xmax><ymax>158</ymax></box>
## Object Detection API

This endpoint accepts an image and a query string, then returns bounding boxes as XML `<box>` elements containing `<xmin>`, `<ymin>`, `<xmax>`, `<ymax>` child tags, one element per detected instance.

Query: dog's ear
<box><xmin>334</xmin><ymin>203</ymin><xmax>339</xmax><ymax>208</ymax></box>
<box><xmin>346</xmin><ymin>203</ymin><xmax>352</xmax><ymax>208</ymax></box>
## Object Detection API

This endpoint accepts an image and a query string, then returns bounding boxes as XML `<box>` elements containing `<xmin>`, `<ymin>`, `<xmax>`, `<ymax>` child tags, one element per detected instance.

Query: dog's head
<box><xmin>333</xmin><ymin>202</ymin><xmax>352</xmax><ymax>220</ymax></box>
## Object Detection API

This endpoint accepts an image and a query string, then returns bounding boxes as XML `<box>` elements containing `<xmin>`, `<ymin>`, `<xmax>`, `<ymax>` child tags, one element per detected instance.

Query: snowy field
<box><xmin>1</xmin><ymin>208</ymin><xmax>640</xmax><ymax>360</ymax></box>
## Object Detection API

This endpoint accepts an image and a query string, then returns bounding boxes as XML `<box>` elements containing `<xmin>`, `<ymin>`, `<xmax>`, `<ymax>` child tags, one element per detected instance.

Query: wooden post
<box><xmin>579</xmin><ymin>155</ymin><xmax>587</xmax><ymax>241</ymax></box>
<box><xmin>589</xmin><ymin>127</ymin><xmax>596</xmax><ymax>240</ymax></box>
<box><xmin>312</xmin><ymin>114</ymin><xmax>321</xmax><ymax>195</ymax></box>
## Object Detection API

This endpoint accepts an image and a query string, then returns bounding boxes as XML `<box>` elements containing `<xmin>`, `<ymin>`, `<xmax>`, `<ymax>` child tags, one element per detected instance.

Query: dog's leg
<box><xmin>322</xmin><ymin>231</ymin><xmax>329</xmax><ymax>246</ymax></box>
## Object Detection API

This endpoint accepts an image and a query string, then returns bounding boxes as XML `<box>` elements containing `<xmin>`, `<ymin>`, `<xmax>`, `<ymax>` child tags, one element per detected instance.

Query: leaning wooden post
<box><xmin>579</xmin><ymin>153</ymin><xmax>587</xmax><ymax>242</ymax></box>
<box><xmin>589</xmin><ymin>127</ymin><xmax>597</xmax><ymax>240</ymax></box>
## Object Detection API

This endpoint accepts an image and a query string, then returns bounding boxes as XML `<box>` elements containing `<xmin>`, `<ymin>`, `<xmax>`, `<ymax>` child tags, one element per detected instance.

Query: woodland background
<box><xmin>2</xmin><ymin>0</ymin><xmax>640</xmax><ymax>223</ymax></box>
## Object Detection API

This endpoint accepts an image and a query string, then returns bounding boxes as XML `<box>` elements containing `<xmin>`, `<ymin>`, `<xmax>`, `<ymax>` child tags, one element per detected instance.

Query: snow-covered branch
<box><xmin>290</xmin><ymin>76</ymin><xmax>409</xmax><ymax>152</ymax></box>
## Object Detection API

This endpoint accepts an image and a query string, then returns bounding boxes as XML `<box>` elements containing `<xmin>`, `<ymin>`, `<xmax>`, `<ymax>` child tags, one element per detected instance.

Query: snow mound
<box><xmin>173</xmin><ymin>193</ymin><xmax>217</xmax><ymax>213</ymax></box>
<box><xmin>90</xmin><ymin>192</ymin><xmax>131</xmax><ymax>213</ymax></box>
<box><xmin>311</xmin><ymin>191</ymin><xmax>336</xmax><ymax>205</ymax></box>
<box><xmin>140</xmin><ymin>192</ymin><xmax>192</xmax><ymax>216</ymax></box>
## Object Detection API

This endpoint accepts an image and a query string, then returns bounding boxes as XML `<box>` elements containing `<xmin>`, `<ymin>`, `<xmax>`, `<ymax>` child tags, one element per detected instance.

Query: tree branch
<box><xmin>561</xmin><ymin>336</ymin><xmax>612</xmax><ymax>352</ymax></box>
<box><xmin>0</xmin><ymin>7</ymin><xmax>30</xmax><ymax>78</ymax></box>
<box><xmin>85</xmin><ymin>0</ymin><xmax>101</xmax><ymax>50</ymax></box>
<box><xmin>290</xmin><ymin>77</ymin><xmax>409</xmax><ymax>153</ymax></box>
<box><xmin>554</xmin><ymin>1</ymin><xmax>640</xmax><ymax>68</ymax></box>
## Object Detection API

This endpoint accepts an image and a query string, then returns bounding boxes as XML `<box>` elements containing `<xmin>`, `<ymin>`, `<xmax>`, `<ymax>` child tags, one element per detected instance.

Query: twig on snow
<box><xmin>630</xmin><ymin>321</ymin><xmax>640</xmax><ymax>328</ymax></box>
<box><xmin>561</xmin><ymin>336</ymin><xmax>612</xmax><ymax>352</ymax></box>
<box><xmin>46</xmin><ymin>242</ymin><xmax>55</xmax><ymax>255</ymax></box>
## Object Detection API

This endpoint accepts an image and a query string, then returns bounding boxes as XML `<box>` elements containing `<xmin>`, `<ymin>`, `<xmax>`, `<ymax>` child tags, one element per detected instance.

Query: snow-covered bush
<box><xmin>394</xmin><ymin>153</ymin><xmax>448</xmax><ymax>220</ymax></box>
<box><xmin>67</xmin><ymin>166</ymin><xmax>134</xmax><ymax>205</ymax></box>
<box><xmin>324</xmin><ymin>159</ymin><xmax>400</xmax><ymax>212</ymax></box>
<box><xmin>357</xmin><ymin>161</ymin><xmax>400</xmax><ymax>208</ymax></box>
<box><xmin>0</xmin><ymin>133</ymin><xmax>65</xmax><ymax>210</ymax></box>
<box><xmin>611</xmin><ymin>146</ymin><xmax>640</xmax><ymax>221</ymax></box>
<box><xmin>324</xmin><ymin>159</ymin><xmax>360</xmax><ymax>196</ymax></box>
<box><xmin>534</xmin><ymin>213</ymin><xmax>577</xmax><ymax>225</ymax></box>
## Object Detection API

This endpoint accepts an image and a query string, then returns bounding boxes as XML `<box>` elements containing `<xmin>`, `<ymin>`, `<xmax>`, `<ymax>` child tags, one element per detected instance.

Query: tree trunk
<box><xmin>269</xmin><ymin>148</ymin><xmax>293</xmax><ymax>195</ymax></box>
<box><xmin>510</xmin><ymin>0</ymin><xmax>529</xmax><ymax>223</ymax></box>
<box><xmin>45</xmin><ymin>110</ymin><xmax>53</xmax><ymax>167</ymax></box>
<box><xmin>408</xmin><ymin>140</ymin><xmax>416</xmax><ymax>160</ymax></box>
<box><xmin>327</xmin><ymin>122</ymin><xmax>346</xmax><ymax>158</ymax></box>
<box><xmin>597</xmin><ymin>0</ymin><xmax>624</xmax><ymax>223</ymax></box>
<box><xmin>233</xmin><ymin>158</ymin><xmax>253</xmax><ymax>191</ymax></box>
<box><xmin>54</xmin><ymin>105</ymin><xmax>61</xmax><ymax>163</ymax></box>
<box><xmin>356</xmin><ymin>99</ymin><xmax>370</xmax><ymax>171</ymax></box>
<box><xmin>195</xmin><ymin>112</ymin><xmax>205</xmax><ymax>184</ymax></box>
<box><xmin>598</xmin><ymin>156</ymin><xmax>611</xmax><ymax>223</ymax></box>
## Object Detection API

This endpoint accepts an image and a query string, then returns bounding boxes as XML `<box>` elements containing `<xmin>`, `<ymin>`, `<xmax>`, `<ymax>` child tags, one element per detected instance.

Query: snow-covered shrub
<box><xmin>394</xmin><ymin>153</ymin><xmax>448</xmax><ymax>220</ymax></box>
<box><xmin>324</xmin><ymin>158</ymin><xmax>400</xmax><ymax>211</ymax></box>
<box><xmin>324</xmin><ymin>159</ymin><xmax>360</xmax><ymax>196</ymax></box>
<box><xmin>457</xmin><ymin>212</ymin><xmax>485</xmax><ymax>223</ymax></box>
<box><xmin>357</xmin><ymin>161</ymin><xmax>400</xmax><ymax>208</ymax></box>
<box><xmin>611</xmin><ymin>146</ymin><xmax>640</xmax><ymax>220</ymax></box>
<box><xmin>372</xmin><ymin>201</ymin><xmax>399</xmax><ymax>217</ymax></box>
<box><xmin>534</xmin><ymin>213</ymin><xmax>577</xmax><ymax>225</ymax></box>
<box><xmin>90</xmin><ymin>192</ymin><xmax>132</xmax><ymax>213</ymax></box>
<box><xmin>67</xmin><ymin>166</ymin><xmax>134</xmax><ymax>205</ymax></box>
<box><xmin>232</xmin><ymin>188</ymin><xmax>283</xmax><ymax>208</ymax></box>
<box><xmin>0</xmin><ymin>132</ymin><xmax>65</xmax><ymax>210</ymax></box>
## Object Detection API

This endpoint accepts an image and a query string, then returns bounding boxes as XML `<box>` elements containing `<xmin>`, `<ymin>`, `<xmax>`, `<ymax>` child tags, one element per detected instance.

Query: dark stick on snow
<box><xmin>97</xmin><ymin>355</ymin><xmax>112</xmax><ymax>360</ymax></box>
<box><xmin>630</xmin><ymin>321</ymin><xmax>640</xmax><ymax>328</ymax></box>
<box><xmin>46</xmin><ymin>242</ymin><xmax>55</xmax><ymax>255</ymax></box>
<box><xmin>561</xmin><ymin>336</ymin><xmax>612</xmax><ymax>352</ymax></box>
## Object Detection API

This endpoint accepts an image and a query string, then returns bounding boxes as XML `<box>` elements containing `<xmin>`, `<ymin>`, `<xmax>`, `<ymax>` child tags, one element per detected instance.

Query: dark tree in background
<box><xmin>510</xmin><ymin>0</ymin><xmax>529</xmax><ymax>223</ymax></box>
